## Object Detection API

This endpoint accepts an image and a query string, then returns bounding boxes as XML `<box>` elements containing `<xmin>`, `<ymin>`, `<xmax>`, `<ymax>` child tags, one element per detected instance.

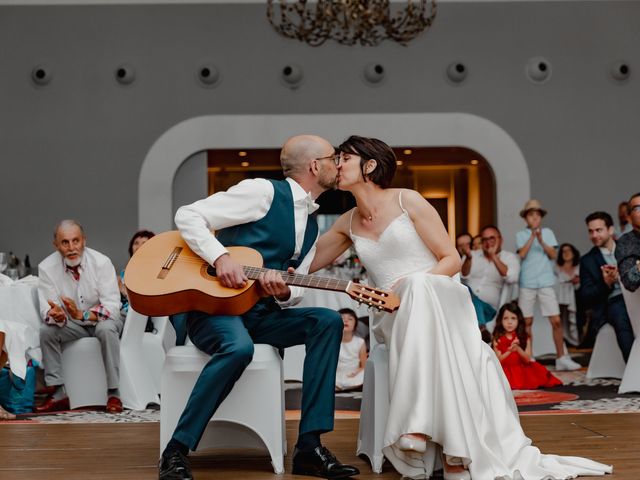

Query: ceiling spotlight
<box><xmin>396</xmin><ymin>160</ymin><xmax>404</xmax><ymax>166</ymax></box>
<box><xmin>403</xmin><ymin>149</ymin><xmax>413</xmax><ymax>155</ymax></box>
<box><xmin>470</xmin><ymin>159</ymin><xmax>479</xmax><ymax>165</ymax></box>
<box><xmin>238</xmin><ymin>151</ymin><xmax>248</xmax><ymax>157</ymax></box>
<box><xmin>241</xmin><ymin>161</ymin><xmax>250</xmax><ymax>167</ymax></box>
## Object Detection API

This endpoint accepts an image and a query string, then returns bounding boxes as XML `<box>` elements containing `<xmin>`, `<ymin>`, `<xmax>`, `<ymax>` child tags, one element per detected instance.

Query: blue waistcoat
<box><xmin>215</xmin><ymin>179</ymin><xmax>318</xmax><ymax>271</ymax></box>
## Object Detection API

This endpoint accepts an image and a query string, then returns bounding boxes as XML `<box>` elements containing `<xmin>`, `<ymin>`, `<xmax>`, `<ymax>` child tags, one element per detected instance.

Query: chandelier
<box><xmin>266</xmin><ymin>0</ymin><xmax>437</xmax><ymax>47</ymax></box>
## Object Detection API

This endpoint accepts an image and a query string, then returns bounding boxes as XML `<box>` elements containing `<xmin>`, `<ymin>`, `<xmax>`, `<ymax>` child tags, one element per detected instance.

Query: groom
<box><xmin>159</xmin><ymin>135</ymin><xmax>359</xmax><ymax>480</ymax></box>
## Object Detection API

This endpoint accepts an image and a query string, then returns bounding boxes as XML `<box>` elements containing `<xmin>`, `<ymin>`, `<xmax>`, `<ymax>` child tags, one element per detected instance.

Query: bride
<box><xmin>310</xmin><ymin>135</ymin><xmax>612</xmax><ymax>480</ymax></box>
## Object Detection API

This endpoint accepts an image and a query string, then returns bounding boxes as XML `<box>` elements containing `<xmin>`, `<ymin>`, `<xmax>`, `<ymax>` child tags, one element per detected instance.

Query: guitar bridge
<box><xmin>157</xmin><ymin>247</ymin><xmax>183</xmax><ymax>279</ymax></box>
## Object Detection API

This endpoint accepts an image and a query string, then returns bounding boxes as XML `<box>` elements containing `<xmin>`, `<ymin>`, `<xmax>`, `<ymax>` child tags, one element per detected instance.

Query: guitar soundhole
<box><xmin>205</xmin><ymin>265</ymin><xmax>217</xmax><ymax>277</ymax></box>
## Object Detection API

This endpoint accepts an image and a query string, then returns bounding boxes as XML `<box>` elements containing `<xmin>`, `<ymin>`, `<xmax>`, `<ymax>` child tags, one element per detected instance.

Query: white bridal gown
<box><xmin>348</xmin><ymin>199</ymin><xmax>612</xmax><ymax>480</ymax></box>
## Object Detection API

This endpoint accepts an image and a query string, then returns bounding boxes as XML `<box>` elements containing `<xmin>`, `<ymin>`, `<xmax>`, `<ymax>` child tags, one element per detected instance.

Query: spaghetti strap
<box><xmin>348</xmin><ymin>209</ymin><xmax>356</xmax><ymax>237</ymax></box>
<box><xmin>398</xmin><ymin>190</ymin><xmax>408</xmax><ymax>214</ymax></box>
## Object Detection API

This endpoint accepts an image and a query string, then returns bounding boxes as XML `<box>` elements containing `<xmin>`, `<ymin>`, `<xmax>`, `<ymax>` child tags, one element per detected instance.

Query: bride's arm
<box><xmin>403</xmin><ymin>189</ymin><xmax>461</xmax><ymax>277</ymax></box>
<box><xmin>309</xmin><ymin>213</ymin><xmax>353</xmax><ymax>273</ymax></box>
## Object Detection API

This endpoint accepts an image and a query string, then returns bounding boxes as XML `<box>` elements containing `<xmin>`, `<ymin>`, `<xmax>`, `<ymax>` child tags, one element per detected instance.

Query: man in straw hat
<box><xmin>516</xmin><ymin>199</ymin><xmax>581</xmax><ymax>370</ymax></box>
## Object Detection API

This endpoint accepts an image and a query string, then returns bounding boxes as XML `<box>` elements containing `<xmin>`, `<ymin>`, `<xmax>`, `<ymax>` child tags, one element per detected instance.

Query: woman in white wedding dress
<box><xmin>310</xmin><ymin>136</ymin><xmax>612</xmax><ymax>480</ymax></box>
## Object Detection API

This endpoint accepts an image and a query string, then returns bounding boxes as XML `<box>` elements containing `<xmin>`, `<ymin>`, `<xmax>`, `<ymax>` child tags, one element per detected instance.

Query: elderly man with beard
<box><xmin>37</xmin><ymin>220</ymin><xmax>122</xmax><ymax>413</ymax></box>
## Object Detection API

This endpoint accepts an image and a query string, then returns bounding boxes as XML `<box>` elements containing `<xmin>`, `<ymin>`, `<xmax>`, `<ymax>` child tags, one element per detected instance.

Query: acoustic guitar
<box><xmin>124</xmin><ymin>230</ymin><xmax>400</xmax><ymax>317</ymax></box>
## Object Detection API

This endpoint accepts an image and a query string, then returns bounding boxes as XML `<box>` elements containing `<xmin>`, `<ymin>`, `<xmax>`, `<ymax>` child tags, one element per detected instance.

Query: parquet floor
<box><xmin>0</xmin><ymin>414</ymin><xmax>638</xmax><ymax>479</ymax></box>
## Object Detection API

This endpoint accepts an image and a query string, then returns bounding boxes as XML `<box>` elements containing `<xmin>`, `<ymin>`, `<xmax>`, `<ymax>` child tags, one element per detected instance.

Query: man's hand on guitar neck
<box><xmin>258</xmin><ymin>268</ymin><xmax>293</xmax><ymax>301</ymax></box>
<box><xmin>214</xmin><ymin>253</ymin><xmax>248</xmax><ymax>289</ymax></box>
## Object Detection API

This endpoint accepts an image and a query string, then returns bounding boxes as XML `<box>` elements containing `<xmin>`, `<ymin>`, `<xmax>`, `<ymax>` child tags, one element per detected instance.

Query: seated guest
<box><xmin>0</xmin><ymin>319</ymin><xmax>39</xmax><ymax>420</ymax></box>
<box><xmin>616</xmin><ymin>192</ymin><xmax>640</xmax><ymax>292</ymax></box>
<box><xmin>492</xmin><ymin>302</ymin><xmax>562</xmax><ymax>390</ymax></box>
<box><xmin>335</xmin><ymin>308</ymin><xmax>367</xmax><ymax>391</ymax></box>
<box><xmin>472</xmin><ymin>234</ymin><xmax>483</xmax><ymax>251</ymax></box>
<box><xmin>118</xmin><ymin>229</ymin><xmax>155</xmax><ymax>316</ymax></box>
<box><xmin>580</xmin><ymin>211</ymin><xmax>634</xmax><ymax>362</ymax></box>
<box><xmin>455</xmin><ymin>232</ymin><xmax>472</xmax><ymax>260</ymax></box>
<box><xmin>555</xmin><ymin>243</ymin><xmax>582</xmax><ymax>346</ymax></box>
<box><xmin>37</xmin><ymin>220</ymin><xmax>123</xmax><ymax>413</ymax></box>
<box><xmin>0</xmin><ymin>329</ymin><xmax>14</xmax><ymax>420</ymax></box>
<box><xmin>462</xmin><ymin>225</ymin><xmax>520</xmax><ymax>338</ymax></box>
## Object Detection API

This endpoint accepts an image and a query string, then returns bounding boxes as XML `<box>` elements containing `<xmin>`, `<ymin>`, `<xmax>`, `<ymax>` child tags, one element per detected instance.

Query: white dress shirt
<box><xmin>174</xmin><ymin>177</ymin><xmax>320</xmax><ymax>307</ymax></box>
<box><xmin>462</xmin><ymin>249</ymin><xmax>520</xmax><ymax>309</ymax></box>
<box><xmin>37</xmin><ymin>247</ymin><xmax>121</xmax><ymax>326</ymax></box>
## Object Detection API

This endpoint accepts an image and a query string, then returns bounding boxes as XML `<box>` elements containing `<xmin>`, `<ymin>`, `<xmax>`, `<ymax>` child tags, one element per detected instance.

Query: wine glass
<box><xmin>0</xmin><ymin>252</ymin><xmax>8</xmax><ymax>274</ymax></box>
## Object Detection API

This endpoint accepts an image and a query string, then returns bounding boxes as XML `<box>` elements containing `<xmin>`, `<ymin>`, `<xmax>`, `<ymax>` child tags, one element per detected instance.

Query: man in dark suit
<box><xmin>579</xmin><ymin>211</ymin><xmax>634</xmax><ymax>362</ymax></box>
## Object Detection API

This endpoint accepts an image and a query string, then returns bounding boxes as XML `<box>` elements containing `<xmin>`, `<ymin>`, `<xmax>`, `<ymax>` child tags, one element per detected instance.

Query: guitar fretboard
<box><xmin>242</xmin><ymin>266</ymin><xmax>350</xmax><ymax>292</ymax></box>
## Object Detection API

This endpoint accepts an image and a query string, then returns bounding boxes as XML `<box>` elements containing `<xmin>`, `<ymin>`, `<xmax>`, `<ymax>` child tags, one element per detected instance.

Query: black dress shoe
<box><xmin>292</xmin><ymin>446</ymin><xmax>360</xmax><ymax>479</ymax></box>
<box><xmin>159</xmin><ymin>451</ymin><xmax>193</xmax><ymax>480</ymax></box>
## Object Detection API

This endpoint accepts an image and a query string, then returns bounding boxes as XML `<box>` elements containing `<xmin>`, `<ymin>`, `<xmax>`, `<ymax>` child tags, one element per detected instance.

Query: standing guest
<box><xmin>492</xmin><ymin>302</ymin><xmax>562</xmax><ymax>390</ymax></box>
<box><xmin>580</xmin><ymin>211</ymin><xmax>634</xmax><ymax>361</ymax></box>
<box><xmin>455</xmin><ymin>232</ymin><xmax>472</xmax><ymax>260</ymax></box>
<box><xmin>616</xmin><ymin>201</ymin><xmax>633</xmax><ymax>239</ymax></box>
<box><xmin>335</xmin><ymin>308</ymin><xmax>367</xmax><ymax>391</ymax></box>
<box><xmin>118</xmin><ymin>229</ymin><xmax>155</xmax><ymax>316</ymax></box>
<box><xmin>37</xmin><ymin>220</ymin><xmax>123</xmax><ymax>413</ymax></box>
<box><xmin>616</xmin><ymin>193</ymin><xmax>640</xmax><ymax>292</ymax></box>
<box><xmin>160</xmin><ymin>135</ymin><xmax>358</xmax><ymax>480</ymax></box>
<box><xmin>516</xmin><ymin>200</ymin><xmax>580</xmax><ymax>370</ymax></box>
<box><xmin>555</xmin><ymin>243</ymin><xmax>582</xmax><ymax>346</ymax></box>
<box><xmin>461</xmin><ymin>225</ymin><xmax>520</xmax><ymax>330</ymax></box>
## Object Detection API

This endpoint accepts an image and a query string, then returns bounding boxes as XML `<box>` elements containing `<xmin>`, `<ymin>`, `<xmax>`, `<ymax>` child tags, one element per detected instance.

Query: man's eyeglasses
<box><xmin>315</xmin><ymin>152</ymin><xmax>341</xmax><ymax>166</ymax></box>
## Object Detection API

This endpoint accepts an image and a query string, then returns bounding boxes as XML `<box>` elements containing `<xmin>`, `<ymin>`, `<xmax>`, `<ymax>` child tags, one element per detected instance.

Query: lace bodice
<box><xmin>349</xmin><ymin>207</ymin><xmax>438</xmax><ymax>290</ymax></box>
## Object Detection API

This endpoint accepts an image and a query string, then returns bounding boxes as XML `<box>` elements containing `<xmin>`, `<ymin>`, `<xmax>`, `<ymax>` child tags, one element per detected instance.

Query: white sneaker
<box><xmin>555</xmin><ymin>355</ymin><xmax>581</xmax><ymax>371</ymax></box>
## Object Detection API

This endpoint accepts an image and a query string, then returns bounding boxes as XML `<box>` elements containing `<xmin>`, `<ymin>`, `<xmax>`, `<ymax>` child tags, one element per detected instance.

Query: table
<box><xmin>0</xmin><ymin>283</ymin><xmax>42</xmax><ymax>334</ymax></box>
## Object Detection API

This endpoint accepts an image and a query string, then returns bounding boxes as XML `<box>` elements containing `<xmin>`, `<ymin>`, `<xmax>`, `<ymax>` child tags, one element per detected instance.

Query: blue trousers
<box><xmin>171</xmin><ymin>300</ymin><xmax>343</xmax><ymax>451</ymax></box>
<box><xmin>602</xmin><ymin>295</ymin><xmax>635</xmax><ymax>362</ymax></box>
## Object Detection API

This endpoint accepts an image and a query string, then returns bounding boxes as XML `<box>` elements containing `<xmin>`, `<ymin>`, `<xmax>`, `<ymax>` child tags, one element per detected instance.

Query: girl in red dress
<box><xmin>492</xmin><ymin>302</ymin><xmax>562</xmax><ymax>389</ymax></box>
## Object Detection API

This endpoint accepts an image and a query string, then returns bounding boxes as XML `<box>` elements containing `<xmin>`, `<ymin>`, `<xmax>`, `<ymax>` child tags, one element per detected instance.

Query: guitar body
<box><xmin>124</xmin><ymin>231</ymin><xmax>262</xmax><ymax>316</ymax></box>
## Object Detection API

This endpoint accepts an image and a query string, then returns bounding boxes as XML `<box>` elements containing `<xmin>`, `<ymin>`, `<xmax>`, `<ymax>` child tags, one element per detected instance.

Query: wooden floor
<box><xmin>0</xmin><ymin>414</ymin><xmax>638</xmax><ymax>479</ymax></box>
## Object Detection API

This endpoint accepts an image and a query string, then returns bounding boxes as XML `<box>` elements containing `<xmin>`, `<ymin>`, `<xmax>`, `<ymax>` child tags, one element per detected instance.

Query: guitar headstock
<box><xmin>346</xmin><ymin>282</ymin><xmax>400</xmax><ymax>313</ymax></box>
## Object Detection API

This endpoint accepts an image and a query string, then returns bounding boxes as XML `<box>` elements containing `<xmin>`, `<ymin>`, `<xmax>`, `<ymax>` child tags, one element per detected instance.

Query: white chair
<box><xmin>61</xmin><ymin>337</ymin><xmax>108</xmax><ymax>409</ymax></box>
<box><xmin>586</xmin><ymin>323</ymin><xmax>626</xmax><ymax>380</ymax></box>
<box><xmin>160</xmin><ymin>344</ymin><xmax>286</xmax><ymax>474</ymax></box>
<box><xmin>119</xmin><ymin>308</ymin><xmax>161</xmax><ymax>410</ymax></box>
<box><xmin>283</xmin><ymin>344</ymin><xmax>305</xmax><ymax>382</ymax></box>
<box><xmin>142</xmin><ymin>316</ymin><xmax>177</xmax><ymax>394</ymax></box>
<box><xmin>356</xmin><ymin>342</ymin><xmax>389</xmax><ymax>473</ymax></box>
<box><xmin>619</xmin><ymin>284</ymin><xmax>640</xmax><ymax>393</ymax></box>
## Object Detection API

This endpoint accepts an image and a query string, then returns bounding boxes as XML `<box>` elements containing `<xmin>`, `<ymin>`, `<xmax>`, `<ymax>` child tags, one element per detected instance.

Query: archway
<box><xmin>139</xmin><ymin>113</ymin><xmax>529</xmax><ymax>249</ymax></box>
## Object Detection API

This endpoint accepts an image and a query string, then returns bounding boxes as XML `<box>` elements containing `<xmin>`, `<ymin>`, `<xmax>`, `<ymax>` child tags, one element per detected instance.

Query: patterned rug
<box><xmin>3</xmin><ymin>362</ymin><xmax>639</xmax><ymax>424</ymax></box>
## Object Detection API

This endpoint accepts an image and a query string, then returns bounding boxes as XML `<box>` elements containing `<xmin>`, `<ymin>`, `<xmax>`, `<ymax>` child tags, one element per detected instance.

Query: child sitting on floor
<box><xmin>335</xmin><ymin>308</ymin><xmax>367</xmax><ymax>391</ymax></box>
<box><xmin>493</xmin><ymin>302</ymin><xmax>562</xmax><ymax>390</ymax></box>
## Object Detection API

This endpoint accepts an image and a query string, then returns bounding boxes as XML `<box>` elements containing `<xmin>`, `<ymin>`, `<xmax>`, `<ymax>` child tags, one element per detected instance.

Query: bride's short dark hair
<box><xmin>338</xmin><ymin>135</ymin><xmax>397</xmax><ymax>188</ymax></box>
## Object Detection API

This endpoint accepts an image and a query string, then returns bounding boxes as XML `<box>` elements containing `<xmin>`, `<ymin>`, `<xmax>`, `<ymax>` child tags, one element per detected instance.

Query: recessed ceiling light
<box><xmin>238</xmin><ymin>151</ymin><xmax>248</xmax><ymax>157</ymax></box>
<box><xmin>396</xmin><ymin>160</ymin><xmax>404</xmax><ymax>166</ymax></box>
<box><xmin>470</xmin><ymin>159</ymin><xmax>479</xmax><ymax>165</ymax></box>
<box><xmin>403</xmin><ymin>149</ymin><xmax>412</xmax><ymax>155</ymax></box>
<box><xmin>241</xmin><ymin>161</ymin><xmax>250</xmax><ymax>167</ymax></box>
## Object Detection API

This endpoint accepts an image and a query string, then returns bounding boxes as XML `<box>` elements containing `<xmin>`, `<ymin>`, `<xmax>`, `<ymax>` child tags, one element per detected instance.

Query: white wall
<box><xmin>0</xmin><ymin>1</ymin><xmax>638</xmax><ymax>269</ymax></box>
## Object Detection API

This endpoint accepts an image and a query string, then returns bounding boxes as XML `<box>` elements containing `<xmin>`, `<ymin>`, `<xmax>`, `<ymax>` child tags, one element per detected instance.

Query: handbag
<box><xmin>0</xmin><ymin>360</ymin><xmax>38</xmax><ymax>414</ymax></box>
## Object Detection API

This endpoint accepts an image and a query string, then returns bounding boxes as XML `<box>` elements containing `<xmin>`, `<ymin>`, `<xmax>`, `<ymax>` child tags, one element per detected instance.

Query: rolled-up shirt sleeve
<box><xmin>502</xmin><ymin>252</ymin><xmax>521</xmax><ymax>284</ymax></box>
<box><xmin>174</xmin><ymin>179</ymin><xmax>273</xmax><ymax>266</ymax></box>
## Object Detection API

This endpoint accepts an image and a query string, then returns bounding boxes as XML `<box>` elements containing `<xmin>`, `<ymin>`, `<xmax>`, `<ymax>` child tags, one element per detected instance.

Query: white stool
<box><xmin>283</xmin><ymin>344</ymin><xmax>305</xmax><ymax>382</ymax></box>
<box><xmin>142</xmin><ymin>316</ymin><xmax>177</xmax><ymax>394</ymax></box>
<box><xmin>586</xmin><ymin>323</ymin><xmax>626</xmax><ymax>380</ymax></box>
<box><xmin>160</xmin><ymin>344</ymin><xmax>286</xmax><ymax>474</ymax></box>
<box><xmin>356</xmin><ymin>343</ymin><xmax>389</xmax><ymax>473</ymax></box>
<box><xmin>62</xmin><ymin>337</ymin><xmax>107</xmax><ymax>409</ymax></box>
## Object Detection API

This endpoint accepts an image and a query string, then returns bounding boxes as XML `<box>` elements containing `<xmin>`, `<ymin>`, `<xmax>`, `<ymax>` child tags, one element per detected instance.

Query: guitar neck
<box><xmin>242</xmin><ymin>266</ymin><xmax>350</xmax><ymax>292</ymax></box>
